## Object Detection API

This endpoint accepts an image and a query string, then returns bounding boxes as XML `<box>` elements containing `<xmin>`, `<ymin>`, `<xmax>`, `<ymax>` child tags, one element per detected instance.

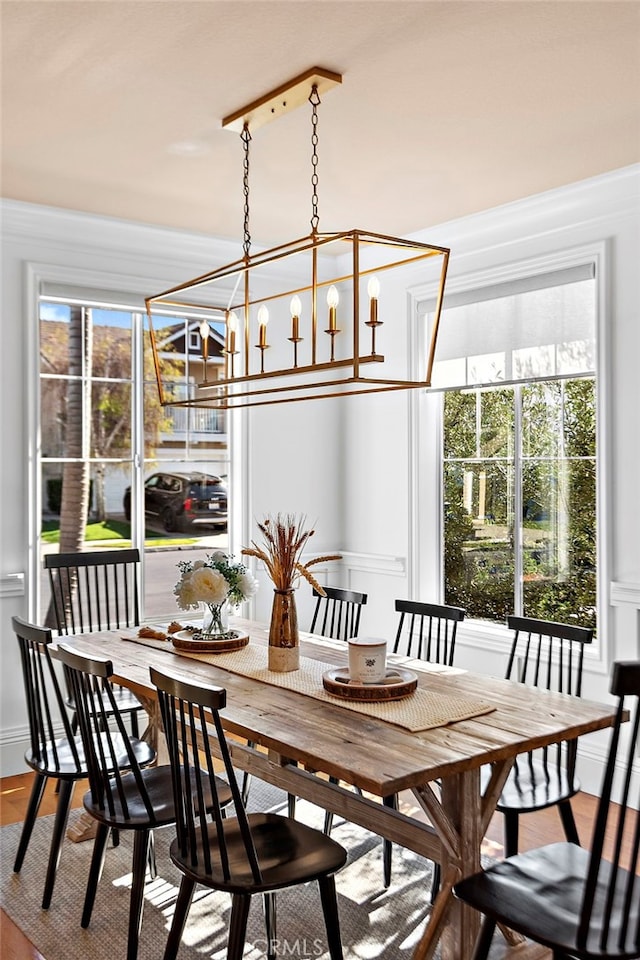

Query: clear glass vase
<box><xmin>200</xmin><ymin>601</ymin><xmax>230</xmax><ymax>638</ymax></box>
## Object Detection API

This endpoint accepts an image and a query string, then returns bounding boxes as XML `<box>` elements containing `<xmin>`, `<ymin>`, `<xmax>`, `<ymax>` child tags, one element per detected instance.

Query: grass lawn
<box><xmin>41</xmin><ymin>519</ymin><xmax>196</xmax><ymax>548</ymax></box>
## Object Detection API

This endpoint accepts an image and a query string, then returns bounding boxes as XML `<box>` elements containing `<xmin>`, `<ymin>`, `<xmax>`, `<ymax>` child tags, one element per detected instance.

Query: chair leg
<box><xmin>382</xmin><ymin>794</ymin><xmax>397</xmax><ymax>888</ymax></box>
<box><xmin>126</xmin><ymin>829</ymin><xmax>151</xmax><ymax>960</ymax></box>
<box><xmin>503</xmin><ymin>811</ymin><xmax>519</xmax><ymax>858</ymax></box>
<box><xmin>287</xmin><ymin>793</ymin><xmax>297</xmax><ymax>818</ymax></box>
<box><xmin>147</xmin><ymin>830</ymin><xmax>157</xmax><ymax>880</ymax></box>
<box><xmin>82</xmin><ymin>823</ymin><xmax>110</xmax><ymax>927</ymax></box>
<box><xmin>228</xmin><ymin>893</ymin><xmax>251</xmax><ymax>960</ymax></box>
<box><xmin>42</xmin><ymin>778</ymin><xmax>75</xmax><ymax>909</ymax></box>
<box><xmin>324</xmin><ymin>776</ymin><xmax>340</xmax><ymax>835</ymax></box>
<box><xmin>471</xmin><ymin>915</ymin><xmax>496</xmax><ymax>960</ymax></box>
<box><xmin>263</xmin><ymin>891</ymin><xmax>277</xmax><ymax>960</ymax></box>
<box><xmin>430</xmin><ymin>862</ymin><xmax>441</xmax><ymax>904</ymax></box>
<box><xmin>241</xmin><ymin>771</ymin><xmax>252</xmax><ymax>806</ymax></box>
<box><xmin>318</xmin><ymin>875</ymin><xmax>344</xmax><ymax>960</ymax></box>
<box><xmin>14</xmin><ymin>772</ymin><xmax>47</xmax><ymax>873</ymax></box>
<box><xmin>558</xmin><ymin>799</ymin><xmax>580</xmax><ymax>845</ymax></box>
<box><xmin>241</xmin><ymin>741</ymin><xmax>255</xmax><ymax>806</ymax></box>
<box><xmin>163</xmin><ymin>876</ymin><xmax>196</xmax><ymax>960</ymax></box>
<box><xmin>130</xmin><ymin>709</ymin><xmax>140</xmax><ymax>739</ymax></box>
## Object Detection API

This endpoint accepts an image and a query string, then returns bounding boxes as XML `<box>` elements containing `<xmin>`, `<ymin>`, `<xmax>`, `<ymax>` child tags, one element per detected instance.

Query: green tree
<box><xmin>443</xmin><ymin>379</ymin><xmax>596</xmax><ymax>630</ymax></box>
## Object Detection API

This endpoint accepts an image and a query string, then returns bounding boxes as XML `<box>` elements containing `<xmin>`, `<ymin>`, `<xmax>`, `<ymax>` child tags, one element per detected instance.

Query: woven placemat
<box><xmin>122</xmin><ymin>631</ymin><xmax>494</xmax><ymax>732</ymax></box>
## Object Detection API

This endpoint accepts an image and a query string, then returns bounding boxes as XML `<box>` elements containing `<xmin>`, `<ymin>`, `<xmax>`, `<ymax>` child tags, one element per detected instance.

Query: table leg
<box><xmin>441</xmin><ymin>768</ymin><xmax>481</xmax><ymax>960</ymax></box>
<box><xmin>134</xmin><ymin>691</ymin><xmax>169</xmax><ymax>765</ymax></box>
<box><xmin>411</xmin><ymin>768</ymin><xmax>481</xmax><ymax>960</ymax></box>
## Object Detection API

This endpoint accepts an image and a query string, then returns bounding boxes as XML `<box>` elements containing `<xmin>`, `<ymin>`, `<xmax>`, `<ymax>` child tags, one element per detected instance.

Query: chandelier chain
<box><xmin>309</xmin><ymin>84</ymin><xmax>321</xmax><ymax>235</ymax></box>
<box><xmin>241</xmin><ymin>122</ymin><xmax>252</xmax><ymax>259</ymax></box>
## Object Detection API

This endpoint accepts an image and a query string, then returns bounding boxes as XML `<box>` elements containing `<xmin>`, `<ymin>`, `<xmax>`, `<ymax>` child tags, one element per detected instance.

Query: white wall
<box><xmin>2</xmin><ymin>165</ymin><xmax>639</xmax><ymax>791</ymax></box>
<box><xmin>337</xmin><ymin>165</ymin><xmax>640</xmax><ymax>793</ymax></box>
<box><xmin>0</xmin><ymin>200</ymin><xmax>343</xmax><ymax>773</ymax></box>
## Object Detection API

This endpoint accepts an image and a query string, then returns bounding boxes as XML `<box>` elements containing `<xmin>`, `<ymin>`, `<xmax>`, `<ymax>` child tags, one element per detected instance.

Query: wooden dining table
<box><xmin>55</xmin><ymin>617</ymin><xmax>619</xmax><ymax>960</ymax></box>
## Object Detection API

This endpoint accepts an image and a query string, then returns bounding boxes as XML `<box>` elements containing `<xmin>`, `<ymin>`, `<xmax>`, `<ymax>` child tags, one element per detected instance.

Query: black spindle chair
<box><xmin>12</xmin><ymin>616</ymin><xmax>88</xmax><ymax>909</ymax></box>
<box><xmin>56</xmin><ymin>644</ymin><xmax>231</xmax><ymax>960</ymax></box>
<box><xmin>392</xmin><ymin>599</ymin><xmax>465</xmax><ymax>664</ymax></box>
<box><xmin>307</xmin><ymin>586</ymin><xmax>368</xmax><ymax>831</ymax></box>
<box><xmin>44</xmin><ymin>549</ymin><xmax>144</xmax><ymax>735</ymax></box>
<box><xmin>310</xmin><ymin>586</ymin><xmax>368</xmax><ymax>642</ymax></box>
<box><xmin>494</xmin><ymin>615</ymin><xmax>594</xmax><ymax>858</ymax></box>
<box><xmin>151</xmin><ymin>666</ymin><xmax>347</xmax><ymax>960</ymax></box>
<box><xmin>455</xmin><ymin>659</ymin><xmax>640</xmax><ymax>960</ymax></box>
<box><xmin>385</xmin><ymin>599</ymin><xmax>466</xmax><ymax>889</ymax></box>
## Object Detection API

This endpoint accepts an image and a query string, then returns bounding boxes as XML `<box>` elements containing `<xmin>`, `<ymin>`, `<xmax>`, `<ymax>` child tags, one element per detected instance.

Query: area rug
<box><xmin>1</xmin><ymin>781</ymin><xmax>441</xmax><ymax>960</ymax></box>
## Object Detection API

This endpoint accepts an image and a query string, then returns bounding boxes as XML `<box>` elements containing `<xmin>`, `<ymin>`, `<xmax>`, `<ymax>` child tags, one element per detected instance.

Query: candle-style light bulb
<box><xmin>227</xmin><ymin>311</ymin><xmax>239</xmax><ymax>353</ymax></box>
<box><xmin>199</xmin><ymin>319</ymin><xmax>210</xmax><ymax>366</ymax></box>
<box><xmin>258</xmin><ymin>304</ymin><xmax>269</xmax><ymax>347</ymax></box>
<box><xmin>327</xmin><ymin>285</ymin><xmax>339</xmax><ymax>331</ymax></box>
<box><xmin>367</xmin><ymin>275</ymin><xmax>380</xmax><ymax>324</ymax></box>
<box><xmin>290</xmin><ymin>295</ymin><xmax>302</xmax><ymax>340</ymax></box>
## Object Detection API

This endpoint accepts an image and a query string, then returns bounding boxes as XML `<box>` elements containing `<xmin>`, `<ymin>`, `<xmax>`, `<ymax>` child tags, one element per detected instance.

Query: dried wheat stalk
<box><xmin>242</xmin><ymin>514</ymin><xmax>341</xmax><ymax>595</ymax></box>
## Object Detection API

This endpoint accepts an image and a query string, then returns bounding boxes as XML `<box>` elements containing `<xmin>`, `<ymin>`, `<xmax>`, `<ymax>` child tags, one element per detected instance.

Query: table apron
<box><xmin>225</xmin><ymin>737</ymin><xmax>442</xmax><ymax>863</ymax></box>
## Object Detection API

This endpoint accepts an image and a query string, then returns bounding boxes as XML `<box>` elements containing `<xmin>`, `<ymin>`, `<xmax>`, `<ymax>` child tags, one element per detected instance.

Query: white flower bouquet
<box><xmin>174</xmin><ymin>552</ymin><xmax>258</xmax><ymax>635</ymax></box>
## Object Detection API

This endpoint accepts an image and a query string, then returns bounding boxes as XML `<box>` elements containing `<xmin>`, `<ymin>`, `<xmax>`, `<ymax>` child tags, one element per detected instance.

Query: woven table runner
<box><xmin>123</xmin><ymin>630</ymin><xmax>494</xmax><ymax>732</ymax></box>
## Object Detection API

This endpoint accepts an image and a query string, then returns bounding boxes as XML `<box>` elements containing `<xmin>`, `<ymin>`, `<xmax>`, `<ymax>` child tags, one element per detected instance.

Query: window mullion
<box><xmin>513</xmin><ymin>385</ymin><xmax>523</xmax><ymax>616</ymax></box>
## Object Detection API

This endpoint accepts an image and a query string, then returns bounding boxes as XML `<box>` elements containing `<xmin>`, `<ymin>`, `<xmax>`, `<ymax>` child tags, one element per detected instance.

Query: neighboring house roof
<box><xmin>156</xmin><ymin>320</ymin><xmax>225</xmax><ymax>360</ymax></box>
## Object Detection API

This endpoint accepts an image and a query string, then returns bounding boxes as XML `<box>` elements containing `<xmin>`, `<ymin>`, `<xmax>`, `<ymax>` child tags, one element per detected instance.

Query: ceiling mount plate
<box><xmin>222</xmin><ymin>66</ymin><xmax>342</xmax><ymax>133</ymax></box>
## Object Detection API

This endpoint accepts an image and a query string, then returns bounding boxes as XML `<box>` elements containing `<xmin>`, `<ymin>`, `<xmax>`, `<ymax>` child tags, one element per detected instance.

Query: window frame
<box><xmin>408</xmin><ymin>242</ymin><xmax>610</xmax><ymax>667</ymax></box>
<box><xmin>26</xmin><ymin>261</ymin><xmax>243</xmax><ymax>625</ymax></box>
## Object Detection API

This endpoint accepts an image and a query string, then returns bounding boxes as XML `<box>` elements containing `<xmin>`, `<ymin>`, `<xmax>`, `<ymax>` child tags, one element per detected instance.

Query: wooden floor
<box><xmin>0</xmin><ymin>772</ymin><xmax>599</xmax><ymax>960</ymax></box>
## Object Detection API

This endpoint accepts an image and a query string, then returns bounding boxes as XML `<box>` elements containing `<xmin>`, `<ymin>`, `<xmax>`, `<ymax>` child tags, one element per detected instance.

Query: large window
<box><xmin>38</xmin><ymin>294</ymin><xmax>231</xmax><ymax>622</ymax></box>
<box><xmin>432</xmin><ymin>264</ymin><xmax>597</xmax><ymax>629</ymax></box>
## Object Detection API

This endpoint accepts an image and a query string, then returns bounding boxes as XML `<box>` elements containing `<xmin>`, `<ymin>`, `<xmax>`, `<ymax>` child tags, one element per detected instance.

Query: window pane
<box><xmin>564</xmin><ymin>378</ymin><xmax>596</xmax><ymax>457</ymax></box>
<box><xmin>444</xmin><ymin>387</ymin><xmax>516</xmax><ymax>623</ymax></box>
<box><xmin>90</xmin><ymin>308</ymin><xmax>132</xmax><ymax>379</ymax></box>
<box><xmin>522</xmin><ymin>381</ymin><xmax>562</xmax><ymax>458</ymax></box>
<box><xmin>444</xmin><ymin>461</ymin><xmax>515</xmax><ymax>622</ymax></box>
<box><xmin>41</xmin><ymin>377</ymin><xmax>73</xmax><ymax>458</ymax></box>
<box><xmin>443</xmin><ymin>392</ymin><xmax>476</xmax><ymax>458</ymax></box>
<box><xmin>479</xmin><ymin>389</ymin><xmax>513</xmax><ymax>459</ymax></box>
<box><xmin>90</xmin><ymin>381</ymin><xmax>132</xmax><ymax>459</ymax></box>
<box><xmin>522</xmin><ymin>378</ymin><xmax>596</xmax><ymax>629</ymax></box>
<box><xmin>40</xmin><ymin>302</ymin><xmax>71</xmax><ymax>375</ymax></box>
<box><xmin>141</xmin><ymin>316</ymin><xmax>230</xmax><ymax>617</ymax></box>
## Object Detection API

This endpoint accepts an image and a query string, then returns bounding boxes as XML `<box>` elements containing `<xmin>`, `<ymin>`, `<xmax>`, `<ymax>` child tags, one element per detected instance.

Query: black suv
<box><xmin>123</xmin><ymin>471</ymin><xmax>228</xmax><ymax>533</ymax></box>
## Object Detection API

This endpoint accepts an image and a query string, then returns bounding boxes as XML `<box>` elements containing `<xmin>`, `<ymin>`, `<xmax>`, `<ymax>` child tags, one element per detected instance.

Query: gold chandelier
<box><xmin>146</xmin><ymin>67</ymin><xmax>450</xmax><ymax>410</ymax></box>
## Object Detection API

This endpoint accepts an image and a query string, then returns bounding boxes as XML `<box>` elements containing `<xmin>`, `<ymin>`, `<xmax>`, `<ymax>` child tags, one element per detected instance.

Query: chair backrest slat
<box><xmin>56</xmin><ymin>643</ymin><xmax>153</xmax><ymax>822</ymax></box>
<box><xmin>310</xmin><ymin>586</ymin><xmax>368</xmax><ymax>642</ymax></box>
<box><xmin>578</xmin><ymin>661</ymin><xmax>640</xmax><ymax>954</ymax></box>
<box><xmin>151</xmin><ymin>667</ymin><xmax>263</xmax><ymax>885</ymax></box>
<box><xmin>44</xmin><ymin>549</ymin><xmax>141</xmax><ymax>635</ymax></box>
<box><xmin>393</xmin><ymin>600</ymin><xmax>465</xmax><ymax>666</ymax></box>
<box><xmin>12</xmin><ymin>616</ymin><xmax>82</xmax><ymax>773</ymax></box>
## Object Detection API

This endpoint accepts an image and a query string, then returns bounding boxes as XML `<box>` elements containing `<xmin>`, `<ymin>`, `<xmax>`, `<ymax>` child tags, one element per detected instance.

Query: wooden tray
<box><xmin>171</xmin><ymin>629</ymin><xmax>249</xmax><ymax>654</ymax></box>
<box><xmin>322</xmin><ymin>667</ymin><xmax>418</xmax><ymax>702</ymax></box>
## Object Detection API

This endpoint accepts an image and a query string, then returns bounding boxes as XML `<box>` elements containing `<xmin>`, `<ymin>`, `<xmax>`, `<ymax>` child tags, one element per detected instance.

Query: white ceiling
<box><xmin>2</xmin><ymin>0</ymin><xmax>639</xmax><ymax>247</ymax></box>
